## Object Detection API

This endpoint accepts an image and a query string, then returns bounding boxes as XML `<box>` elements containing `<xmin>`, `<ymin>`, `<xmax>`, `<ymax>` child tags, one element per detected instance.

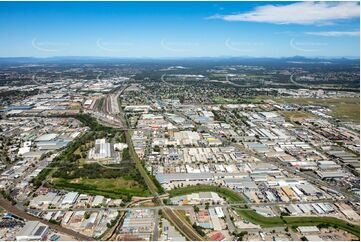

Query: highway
<box><xmin>289</xmin><ymin>73</ymin><xmax>309</xmax><ymax>88</ymax></box>
<box><xmin>161</xmin><ymin>74</ymin><xmax>178</xmax><ymax>87</ymax></box>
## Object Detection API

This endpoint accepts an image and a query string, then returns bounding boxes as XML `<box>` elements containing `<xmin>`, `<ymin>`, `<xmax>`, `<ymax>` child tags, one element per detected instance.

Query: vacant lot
<box><xmin>273</xmin><ymin>97</ymin><xmax>360</xmax><ymax>123</ymax></box>
<box><xmin>51</xmin><ymin>177</ymin><xmax>150</xmax><ymax>199</ymax></box>
<box><xmin>279</xmin><ymin>111</ymin><xmax>315</xmax><ymax>121</ymax></box>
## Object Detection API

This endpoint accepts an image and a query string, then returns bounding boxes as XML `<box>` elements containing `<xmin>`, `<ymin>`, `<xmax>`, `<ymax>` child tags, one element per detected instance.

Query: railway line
<box><xmin>162</xmin><ymin>206</ymin><xmax>205</xmax><ymax>241</ymax></box>
<box><xmin>0</xmin><ymin>196</ymin><xmax>93</xmax><ymax>241</ymax></box>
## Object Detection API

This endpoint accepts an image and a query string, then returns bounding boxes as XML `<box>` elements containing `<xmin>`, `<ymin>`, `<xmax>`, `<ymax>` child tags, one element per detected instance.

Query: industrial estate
<box><xmin>0</xmin><ymin>56</ymin><xmax>359</xmax><ymax>241</ymax></box>
<box><xmin>0</xmin><ymin>1</ymin><xmax>360</xmax><ymax>241</ymax></box>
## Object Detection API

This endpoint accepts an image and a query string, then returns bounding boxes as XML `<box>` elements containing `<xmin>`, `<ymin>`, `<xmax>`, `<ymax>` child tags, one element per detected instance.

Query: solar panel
<box><xmin>34</xmin><ymin>225</ymin><xmax>46</xmax><ymax>236</ymax></box>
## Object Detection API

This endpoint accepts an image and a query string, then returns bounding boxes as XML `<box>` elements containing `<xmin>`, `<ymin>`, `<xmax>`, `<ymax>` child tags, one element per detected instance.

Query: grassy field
<box><xmin>168</xmin><ymin>185</ymin><xmax>245</xmax><ymax>203</ymax></box>
<box><xmin>236</xmin><ymin>209</ymin><xmax>360</xmax><ymax>237</ymax></box>
<box><xmin>213</xmin><ymin>96</ymin><xmax>238</xmax><ymax>104</ymax></box>
<box><xmin>51</xmin><ymin>177</ymin><xmax>151</xmax><ymax>199</ymax></box>
<box><xmin>273</xmin><ymin>97</ymin><xmax>360</xmax><ymax>123</ymax></box>
<box><xmin>279</xmin><ymin>111</ymin><xmax>315</xmax><ymax>121</ymax></box>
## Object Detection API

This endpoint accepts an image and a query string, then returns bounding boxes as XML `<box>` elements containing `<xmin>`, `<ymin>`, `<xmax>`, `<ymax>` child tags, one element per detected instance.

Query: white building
<box><xmin>61</xmin><ymin>192</ymin><xmax>79</xmax><ymax>205</ymax></box>
<box><xmin>16</xmin><ymin>221</ymin><xmax>49</xmax><ymax>241</ymax></box>
<box><xmin>92</xmin><ymin>195</ymin><xmax>104</xmax><ymax>207</ymax></box>
<box><xmin>88</xmin><ymin>139</ymin><xmax>112</xmax><ymax>160</ymax></box>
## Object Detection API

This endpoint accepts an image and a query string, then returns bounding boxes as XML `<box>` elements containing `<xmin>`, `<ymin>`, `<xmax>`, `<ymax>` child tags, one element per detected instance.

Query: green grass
<box><xmin>236</xmin><ymin>209</ymin><xmax>360</xmax><ymax>237</ymax></box>
<box><xmin>279</xmin><ymin>111</ymin><xmax>315</xmax><ymax>121</ymax></box>
<box><xmin>272</xmin><ymin>97</ymin><xmax>360</xmax><ymax>123</ymax></box>
<box><xmin>168</xmin><ymin>185</ymin><xmax>245</xmax><ymax>203</ymax></box>
<box><xmin>283</xmin><ymin>216</ymin><xmax>360</xmax><ymax>236</ymax></box>
<box><xmin>213</xmin><ymin>96</ymin><xmax>238</xmax><ymax>104</ymax></box>
<box><xmin>51</xmin><ymin>177</ymin><xmax>151</xmax><ymax>199</ymax></box>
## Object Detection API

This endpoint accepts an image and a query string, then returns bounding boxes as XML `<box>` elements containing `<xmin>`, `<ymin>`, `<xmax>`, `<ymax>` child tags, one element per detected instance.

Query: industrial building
<box><xmin>16</xmin><ymin>221</ymin><xmax>49</xmax><ymax>241</ymax></box>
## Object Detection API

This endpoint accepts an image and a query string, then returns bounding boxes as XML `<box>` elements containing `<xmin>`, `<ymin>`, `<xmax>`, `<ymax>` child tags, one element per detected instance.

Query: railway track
<box><xmin>0</xmin><ymin>196</ymin><xmax>93</xmax><ymax>241</ymax></box>
<box><xmin>162</xmin><ymin>206</ymin><xmax>205</xmax><ymax>241</ymax></box>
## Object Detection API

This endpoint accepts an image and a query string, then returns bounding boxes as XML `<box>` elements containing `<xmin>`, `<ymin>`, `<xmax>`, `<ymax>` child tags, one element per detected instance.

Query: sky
<box><xmin>0</xmin><ymin>1</ymin><xmax>359</xmax><ymax>58</ymax></box>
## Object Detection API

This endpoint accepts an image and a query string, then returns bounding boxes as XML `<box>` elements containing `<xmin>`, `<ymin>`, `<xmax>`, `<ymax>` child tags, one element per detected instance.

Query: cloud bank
<box><xmin>305</xmin><ymin>31</ymin><xmax>360</xmax><ymax>37</ymax></box>
<box><xmin>208</xmin><ymin>2</ymin><xmax>360</xmax><ymax>25</ymax></box>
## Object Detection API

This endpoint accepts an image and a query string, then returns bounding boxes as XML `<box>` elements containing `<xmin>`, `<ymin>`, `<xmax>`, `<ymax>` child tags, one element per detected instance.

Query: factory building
<box><xmin>16</xmin><ymin>221</ymin><xmax>49</xmax><ymax>241</ymax></box>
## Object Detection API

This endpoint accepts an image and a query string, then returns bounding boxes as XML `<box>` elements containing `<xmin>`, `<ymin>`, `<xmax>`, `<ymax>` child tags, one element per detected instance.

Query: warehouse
<box><xmin>297</xmin><ymin>226</ymin><xmax>319</xmax><ymax>234</ymax></box>
<box><xmin>29</xmin><ymin>192</ymin><xmax>60</xmax><ymax>208</ymax></box>
<box><xmin>35</xmin><ymin>133</ymin><xmax>58</xmax><ymax>142</ymax></box>
<box><xmin>16</xmin><ymin>221</ymin><xmax>49</xmax><ymax>241</ymax></box>
<box><xmin>316</xmin><ymin>170</ymin><xmax>347</xmax><ymax>179</ymax></box>
<box><xmin>284</xmin><ymin>204</ymin><xmax>303</xmax><ymax>215</ymax></box>
<box><xmin>156</xmin><ymin>173</ymin><xmax>213</xmax><ymax>184</ymax></box>
<box><xmin>296</xmin><ymin>183</ymin><xmax>321</xmax><ymax>196</ymax></box>
<box><xmin>61</xmin><ymin>192</ymin><xmax>79</xmax><ymax>205</ymax></box>
<box><xmin>311</xmin><ymin>203</ymin><xmax>325</xmax><ymax>214</ymax></box>
<box><xmin>281</xmin><ymin>186</ymin><xmax>300</xmax><ymax>201</ymax></box>
<box><xmin>298</xmin><ymin>204</ymin><xmax>314</xmax><ymax>214</ymax></box>
<box><xmin>224</xmin><ymin>177</ymin><xmax>257</xmax><ymax>190</ymax></box>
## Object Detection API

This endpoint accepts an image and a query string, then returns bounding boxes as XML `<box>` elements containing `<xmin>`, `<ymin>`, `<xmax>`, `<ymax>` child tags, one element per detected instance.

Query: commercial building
<box><xmin>61</xmin><ymin>192</ymin><xmax>79</xmax><ymax>205</ymax></box>
<box><xmin>89</xmin><ymin>139</ymin><xmax>112</xmax><ymax>160</ymax></box>
<box><xmin>16</xmin><ymin>221</ymin><xmax>49</xmax><ymax>241</ymax></box>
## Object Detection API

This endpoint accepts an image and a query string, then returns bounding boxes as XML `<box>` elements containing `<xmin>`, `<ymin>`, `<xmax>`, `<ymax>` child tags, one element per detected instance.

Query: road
<box><xmin>153</xmin><ymin>209</ymin><xmax>160</xmax><ymax>241</ymax></box>
<box><xmin>161</xmin><ymin>74</ymin><xmax>178</xmax><ymax>87</ymax></box>
<box><xmin>222</xmin><ymin>205</ymin><xmax>236</xmax><ymax>233</ymax></box>
<box><xmin>162</xmin><ymin>206</ymin><xmax>205</xmax><ymax>241</ymax></box>
<box><xmin>289</xmin><ymin>73</ymin><xmax>309</xmax><ymax>88</ymax></box>
<box><xmin>0</xmin><ymin>196</ymin><xmax>93</xmax><ymax>241</ymax></box>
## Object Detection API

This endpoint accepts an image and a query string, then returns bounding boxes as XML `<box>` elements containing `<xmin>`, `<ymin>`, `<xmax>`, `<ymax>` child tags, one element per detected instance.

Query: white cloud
<box><xmin>305</xmin><ymin>31</ymin><xmax>360</xmax><ymax>37</ymax></box>
<box><xmin>208</xmin><ymin>2</ymin><xmax>360</xmax><ymax>25</ymax></box>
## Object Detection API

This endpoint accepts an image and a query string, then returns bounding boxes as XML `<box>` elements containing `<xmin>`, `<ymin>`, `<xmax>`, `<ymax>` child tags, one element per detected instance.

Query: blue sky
<box><xmin>0</xmin><ymin>1</ymin><xmax>359</xmax><ymax>58</ymax></box>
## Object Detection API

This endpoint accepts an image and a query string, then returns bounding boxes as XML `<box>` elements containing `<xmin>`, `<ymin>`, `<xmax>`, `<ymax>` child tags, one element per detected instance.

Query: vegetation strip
<box><xmin>236</xmin><ymin>209</ymin><xmax>360</xmax><ymax>237</ymax></box>
<box><xmin>125</xmin><ymin>130</ymin><xmax>160</xmax><ymax>195</ymax></box>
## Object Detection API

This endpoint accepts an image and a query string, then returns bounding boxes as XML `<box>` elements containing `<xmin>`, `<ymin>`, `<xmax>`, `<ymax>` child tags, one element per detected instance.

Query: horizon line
<box><xmin>0</xmin><ymin>55</ymin><xmax>359</xmax><ymax>60</ymax></box>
